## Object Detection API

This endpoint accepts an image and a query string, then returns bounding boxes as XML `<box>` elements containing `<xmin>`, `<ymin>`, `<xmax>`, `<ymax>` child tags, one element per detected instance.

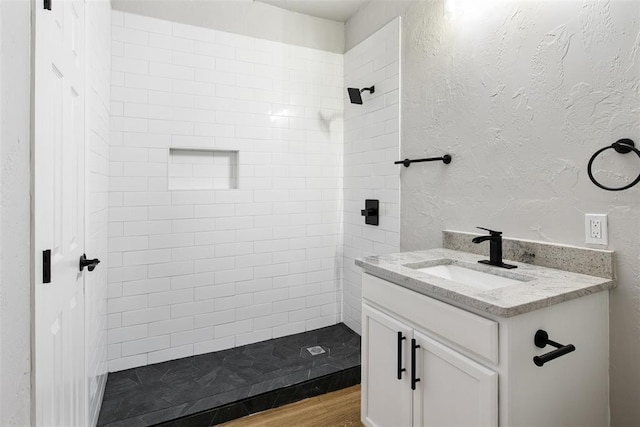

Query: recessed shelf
<box><xmin>169</xmin><ymin>148</ymin><xmax>238</xmax><ymax>190</ymax></box>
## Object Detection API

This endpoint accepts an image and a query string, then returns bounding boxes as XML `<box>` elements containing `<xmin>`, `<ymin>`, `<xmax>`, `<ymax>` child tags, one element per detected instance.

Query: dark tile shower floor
<box><xmin>97</xmin><ymin>323</ymin><xmax>361</xmax><ymax>427</ymax></box>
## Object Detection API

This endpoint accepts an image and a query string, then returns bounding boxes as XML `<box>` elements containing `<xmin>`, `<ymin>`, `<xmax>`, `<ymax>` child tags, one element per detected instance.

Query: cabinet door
<box><xmin>413</xmin><ymin>331</ymin><xmax>498</xmax><ymax>427</ymax></box>
<box><xmin>362</xmin><ymin>304</ymin><xmax>413</xmax><ymax>427</ymax></box>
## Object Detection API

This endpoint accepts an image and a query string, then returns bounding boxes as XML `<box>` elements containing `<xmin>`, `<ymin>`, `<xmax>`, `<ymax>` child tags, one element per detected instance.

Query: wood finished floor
<box><xmin>220</xmin><ymin>385</ymin><xmax>363</xmax><ymax>427</ymax></box>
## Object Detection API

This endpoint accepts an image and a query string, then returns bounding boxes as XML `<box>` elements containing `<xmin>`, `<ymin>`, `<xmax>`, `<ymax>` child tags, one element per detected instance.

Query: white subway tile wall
<box><xmin>342</xmin><ymin>19</ymin><xmax>401</xmax><ymax>334</ymax></box>
<box><xmin>85</xmin><ymin>1</ymin><xmax>111</xmax><ymax>425</ymax></box>
<box><xmin>168</xmin><ymin>148</ymin><xmax>239</xmax><ymax>190</ymax></box>
<box><xmin>108</xmin><ymin>11</ymin><xmax>344</xmax><ymax>371</ymax></box>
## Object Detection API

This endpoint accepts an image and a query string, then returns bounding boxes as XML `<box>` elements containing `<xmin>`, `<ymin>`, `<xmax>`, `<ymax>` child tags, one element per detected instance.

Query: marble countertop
<box><xmin>356</xmin><ymin>248</ymin><xmax>615</xmax><ymax>317</ymax></box>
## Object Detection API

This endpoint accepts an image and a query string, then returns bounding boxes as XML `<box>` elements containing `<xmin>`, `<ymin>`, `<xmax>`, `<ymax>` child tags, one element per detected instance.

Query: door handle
<box><xmin>43</xmin><ymin>249</ymin><xmax>51</xmax><ymax>283</ymax></box>
<box><xmin>397</xmin><ymin>332</ymin><xmax>406</xmax><ymax>380</ymax></box>
<box><xmin>411</xmin><ymin>338</ymin><xmax>421</xmax><ymax>390</ymax></box>
<box><xmin>79</xmin><ymin>254</ymin><xmax>100</xmax><ymax>272</ymax></box>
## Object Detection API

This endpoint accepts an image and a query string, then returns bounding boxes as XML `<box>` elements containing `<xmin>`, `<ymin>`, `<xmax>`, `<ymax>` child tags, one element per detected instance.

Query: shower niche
<box><xmin>168</xmin><ymin>148</ymin><xmax>239</xmax><ymax>190</ymax></box>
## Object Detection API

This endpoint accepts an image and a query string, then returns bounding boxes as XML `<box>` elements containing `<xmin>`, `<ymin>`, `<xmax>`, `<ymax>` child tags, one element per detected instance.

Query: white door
<box><xmin>34</xmin><ymin>0</ymin><xmax>87</xmax><ymax>425</ymax></box>
<box><xmin>413</xmin><ymin>331</ymin><xmax>498</xmax><ymax>427</ymax></box>
<box><xmin>361</xmin><ymin>304</ymin><xmax>413</xmax><ymax>427</ymax></box>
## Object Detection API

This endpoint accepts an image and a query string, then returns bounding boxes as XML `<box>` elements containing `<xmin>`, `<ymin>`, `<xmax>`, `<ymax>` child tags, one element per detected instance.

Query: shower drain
<box><xmin>306</xmin><ymin>346</ymin><xmax>326</xmax><ymax>356</ymax></box>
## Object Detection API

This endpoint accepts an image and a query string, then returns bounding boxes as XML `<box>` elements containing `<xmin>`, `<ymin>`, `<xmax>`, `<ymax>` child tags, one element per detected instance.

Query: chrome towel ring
<box><xmin>587</xmin><ymin>139</ymin><xmax>640</xmax><ymax>191</ymax></box>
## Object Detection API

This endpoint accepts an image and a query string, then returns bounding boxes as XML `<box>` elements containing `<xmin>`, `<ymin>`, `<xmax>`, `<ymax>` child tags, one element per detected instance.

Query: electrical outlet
<box><xmin>590</xmin><ymin>219</ymin><xmax>601</xmax><ymax>239</ymax></box>
<box><xmin>585</xmin><ymin>214</ymin><xmax>608</xmax><ymax>245</ymax></box>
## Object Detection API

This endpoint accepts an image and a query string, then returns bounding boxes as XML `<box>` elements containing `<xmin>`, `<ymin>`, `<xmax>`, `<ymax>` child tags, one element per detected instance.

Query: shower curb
<box><xmin>151</xmin><ymin>366</ymin><xmax>361</xmax><ymax>427</ymax></box>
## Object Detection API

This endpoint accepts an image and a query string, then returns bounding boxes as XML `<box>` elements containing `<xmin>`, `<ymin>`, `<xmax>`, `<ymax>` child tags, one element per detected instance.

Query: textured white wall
<box><xmin>342</xmin><ymin>18</ymin><xmax>401</xmax><ymax>334</ymax></box>
<box><xmin>0</xmin><ymin>1</ymin><xmax>31</xmax><ymax>425</ymax></box>
<box><xmin>107</xmin><ymin>12</ymin><xmax>344</xmax><ymax>371</ymax></box>
<box><xmin>345</xmin><ymin>1</ymin><xmax>411</xmax><ymax>51</ymax></box>
<box><xmin>111</xmin><ymin>0</ymin><xmax>345</xmax><ymax>53</ymax></box>
<box><xmin>347</xmin><ymin>1</ymin><xmax>640</xmax><ymax>425</ymax></box>
<box><xmin>85</xmin><ymin>0</ymin><xmax>111</xmax><ymax>424</ymax></box>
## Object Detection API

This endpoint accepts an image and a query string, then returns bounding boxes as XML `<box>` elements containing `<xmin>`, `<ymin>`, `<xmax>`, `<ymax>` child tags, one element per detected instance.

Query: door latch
<box><xmin>79</xmin><ymin>254</ymin><xmax>101</xmax><ymax>272</ymax></box>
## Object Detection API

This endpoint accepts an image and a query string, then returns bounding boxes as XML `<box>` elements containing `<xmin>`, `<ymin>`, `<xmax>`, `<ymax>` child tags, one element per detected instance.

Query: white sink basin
<box><xmin>415</xmin><ymin>264</ymin><xmax>524</xmax><ymax>290</ymax></box>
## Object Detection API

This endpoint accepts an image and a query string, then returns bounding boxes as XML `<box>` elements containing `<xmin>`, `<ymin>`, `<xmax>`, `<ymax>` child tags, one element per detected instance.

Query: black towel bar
<box><xmin>395</xmin><ymin>154</ymin><xmax>452</xmax><ymax>167</ymax></box>
<box><xmin>533</xmin><ymin>329</ymin><xmax>576</xmax><ymax>367</ymax></box>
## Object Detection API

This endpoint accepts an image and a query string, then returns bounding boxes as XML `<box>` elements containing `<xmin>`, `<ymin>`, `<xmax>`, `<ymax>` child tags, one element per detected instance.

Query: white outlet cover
<box><xmin>585</xmin><ymin>214</ymin><xmax>608</xmax><ymax>245</ymax></box>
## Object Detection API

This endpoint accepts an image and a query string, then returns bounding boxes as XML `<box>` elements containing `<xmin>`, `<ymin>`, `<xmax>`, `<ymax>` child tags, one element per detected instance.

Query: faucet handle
<box><xmin>476</xmin><ymin>227</ymin><xmax>502</xmax><ymax>236</ymax></box>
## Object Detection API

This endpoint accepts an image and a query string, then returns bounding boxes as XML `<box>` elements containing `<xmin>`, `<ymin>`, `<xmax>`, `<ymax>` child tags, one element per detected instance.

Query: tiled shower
<box><xmin>105</xmin><ymin>10</ymin><xmax>399</xmax><ymax>374</ymax></box>
<box><xmin>343</xmin><ymin>19</ymin><xmax>401</xmax><ymax>333</ymax></box>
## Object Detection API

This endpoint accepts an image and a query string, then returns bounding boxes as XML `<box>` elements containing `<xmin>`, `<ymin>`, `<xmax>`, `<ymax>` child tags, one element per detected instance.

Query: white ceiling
<box><xmin>256</xmin><ymin>0</ymin><xmax>370</xmax><ymax>22</ymax></box>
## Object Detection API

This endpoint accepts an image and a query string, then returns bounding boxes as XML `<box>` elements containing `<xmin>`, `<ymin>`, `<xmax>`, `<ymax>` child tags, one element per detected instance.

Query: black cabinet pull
<box><xmin>411</xmin><ymin>338</ymin><xmax>421</xmax><ymax>390</ymax></box>
<box><xmin>397</xmin><ymin>332</ymin><xmax>406</xmax><ymax>380</ymax></box>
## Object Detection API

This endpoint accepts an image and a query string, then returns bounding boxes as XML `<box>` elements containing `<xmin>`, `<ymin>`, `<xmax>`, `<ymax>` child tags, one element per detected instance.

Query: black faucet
<box><xmin>471</xmin><ymin>227</ymin><xmax>517</xmax><ymax>269</ymax></box>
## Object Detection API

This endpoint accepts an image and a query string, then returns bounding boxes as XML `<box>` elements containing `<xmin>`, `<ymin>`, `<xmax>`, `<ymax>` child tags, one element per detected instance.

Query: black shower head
<box><xmin>347</xmin><ymin>86</ymin><xmax>375</xmax><ymax>104</ymax></box>
<box><xmin>348</xmin><ymin>88</ymin><xmax>362</xmax><ymax>104</ymax></box>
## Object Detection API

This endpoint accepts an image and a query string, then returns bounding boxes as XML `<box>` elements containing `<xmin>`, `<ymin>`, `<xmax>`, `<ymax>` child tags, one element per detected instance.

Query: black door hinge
<box><xmin>44</xmin><ymin>0</ymin><xmax>51</xmax><ymax>11</ymax></box>
<box><xmin>43</xmin><ymin>249</ymin><xmax>51</xmax><ymax>283</ymax></box>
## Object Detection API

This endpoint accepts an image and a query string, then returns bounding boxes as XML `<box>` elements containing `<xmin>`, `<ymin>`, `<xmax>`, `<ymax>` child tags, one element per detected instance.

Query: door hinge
<box><xmin>43</xmin><ymin>249</ymin><xmax>51</xmax><ymax>284</ymax></box>
<box><xmin>44</xmin><ymin>0</ymin><xmax>51</xmax><ymax>10</ymax></box>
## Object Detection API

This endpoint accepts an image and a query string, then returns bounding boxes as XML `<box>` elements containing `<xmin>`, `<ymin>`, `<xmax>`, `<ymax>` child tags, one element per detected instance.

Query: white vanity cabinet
<box><xmin>361</xmin><ymin>273</ymin><xmax>610</xmax><ymax>427</ymax></box>
<box><xmin>362</xmin><ymin>305</ymin><xmax>413</xmax><ymax>427</ymax></box>
<box><xmin>363</xmin><ymin>304</ymin><xmax>498</xmax><ymax>427</ymax></box>
<box><xmin>412</xmin><ymin>330</ymin><xmax>497</xmax><ymax>427</ymax></box>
